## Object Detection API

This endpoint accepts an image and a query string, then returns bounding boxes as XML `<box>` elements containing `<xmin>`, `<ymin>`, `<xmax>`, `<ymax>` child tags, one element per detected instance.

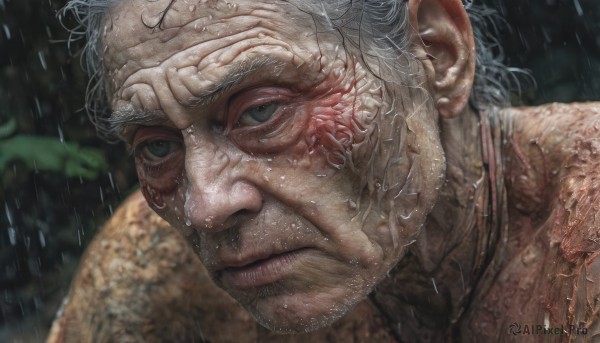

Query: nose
<box><xmin>183</xmin><ymin>146</ymin><xmax>262</xmax><ymax>233</ymax></box>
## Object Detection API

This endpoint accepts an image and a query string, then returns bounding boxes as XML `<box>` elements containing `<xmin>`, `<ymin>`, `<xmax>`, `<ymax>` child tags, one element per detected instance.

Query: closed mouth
<box><xmin>219</xmin><ymin>248</ymin><xmax>308</xmax><ymax>288</ymax></box>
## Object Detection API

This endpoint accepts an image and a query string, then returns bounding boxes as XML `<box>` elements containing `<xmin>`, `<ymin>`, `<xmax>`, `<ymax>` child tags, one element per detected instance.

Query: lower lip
<box><xmin>221</xmin><ymin>249</ymin><xmax>306</xmax><ymax>289</ymax></box>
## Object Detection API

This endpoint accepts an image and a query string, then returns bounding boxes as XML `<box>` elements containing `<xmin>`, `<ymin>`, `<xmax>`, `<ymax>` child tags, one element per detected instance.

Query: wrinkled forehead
<box><xmin>102</xmin><ymin>0</ymin><xmax>324</xmax><ymax>92</ymax></box>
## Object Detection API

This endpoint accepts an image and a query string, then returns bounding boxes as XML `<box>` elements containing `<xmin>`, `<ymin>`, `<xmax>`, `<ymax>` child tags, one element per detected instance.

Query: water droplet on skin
<box><xmin>283</xmin><ymin>304</ymin><xmax>288</xmax><ymax>309</ymax></box>
<box><xmin>185</xmin><ymin>216</ymin><xmax>192</xmax><ymax>227</ymax></box>
<box><xmin>280</xmin><ymin>176</ymin><xmax>285</xmax><ymax>181</ymax></box>
<box><xmin>346</xmin><ymin>199</ymin><xmax>357</xmax><ymax>210</ymax></box>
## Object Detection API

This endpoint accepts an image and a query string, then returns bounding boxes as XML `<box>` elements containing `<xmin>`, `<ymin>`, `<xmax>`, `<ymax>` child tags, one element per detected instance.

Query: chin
<box><xmin>239</xmin><ymin>283</ymin><xmax>371</xmax><ymax>334</ymax></box>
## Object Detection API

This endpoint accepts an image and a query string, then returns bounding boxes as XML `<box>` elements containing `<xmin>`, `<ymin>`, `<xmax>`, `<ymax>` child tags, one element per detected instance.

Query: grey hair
<box><xmin>60</xmin><ymin>0</ymin><xmax>120</xmax><ymax>139</ymax></box>
<box><xmin>61</xmin><ymin>0</ymin><xmax>521</xmax><ymax>140</ymax></box>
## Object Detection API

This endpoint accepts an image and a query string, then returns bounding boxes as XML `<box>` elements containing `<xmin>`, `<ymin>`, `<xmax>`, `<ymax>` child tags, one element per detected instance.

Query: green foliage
<box><xmin>0</xmin><ymin>134</ymin><xmax>108</xmax><ymax>180</ymax></box>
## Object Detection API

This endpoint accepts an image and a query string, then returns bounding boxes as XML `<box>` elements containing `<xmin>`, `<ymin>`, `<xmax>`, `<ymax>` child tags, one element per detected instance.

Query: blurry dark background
<box><xmin>0</xmin><ymin>0</ymin><xmax>599</xmax><ymax>341</ymax></box>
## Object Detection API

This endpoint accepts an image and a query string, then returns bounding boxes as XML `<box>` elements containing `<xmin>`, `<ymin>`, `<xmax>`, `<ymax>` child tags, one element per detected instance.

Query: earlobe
<box><xmin>408</xmin><ymin>0</ymin><xmax>476</xmax><ymax>118</ymax></box>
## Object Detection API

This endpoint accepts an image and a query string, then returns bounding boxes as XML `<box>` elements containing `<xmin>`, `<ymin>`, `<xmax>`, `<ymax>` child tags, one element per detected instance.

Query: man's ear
<box><xmin>408</xmin><ymin>0</ymin><xmax>475</xmax><ymax>118</ymax></box>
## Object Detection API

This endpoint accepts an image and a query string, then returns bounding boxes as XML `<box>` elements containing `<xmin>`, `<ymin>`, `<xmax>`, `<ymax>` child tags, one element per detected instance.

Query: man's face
<box><xmin>104</xmin><ymin>0</ymin><xmax>445</xmax><ymax>332</ymax></box>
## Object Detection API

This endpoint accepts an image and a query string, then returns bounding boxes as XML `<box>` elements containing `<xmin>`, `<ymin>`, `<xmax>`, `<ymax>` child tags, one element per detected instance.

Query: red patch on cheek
<box><xmin>302</xmin><ymin>75</ymin><xmax>372</xmax><ymax>169</ymax></box>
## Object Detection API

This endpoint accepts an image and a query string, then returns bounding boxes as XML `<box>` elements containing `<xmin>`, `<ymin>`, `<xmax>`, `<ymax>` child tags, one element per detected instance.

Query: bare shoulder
<box><xmin>506</xmin><ymin>103</ymin><xmax>600</xmax><ymax>336</ymax></box>
<box><xmin>46</xmin><ymin>190</ymin><xmax>258</xmax><ymax>342</ymax></box>
<box><xmin>500</xmin><ymin>102</ymin><xmax>600</xmax><ymax>211</ymax></box>
<box><xmin>463</xmin><ymin>104</ymin><xmax>600</xmax><ymax>340</ymax></box>
<box><xmin>502</xmin><ymin>102</ymin><xmax>600</xmax><ymax>263</ymax></box>
<box><xmin>500</xmin><ymin>103</ymin><xmax>600</xmax><ymax>162</ymax></box>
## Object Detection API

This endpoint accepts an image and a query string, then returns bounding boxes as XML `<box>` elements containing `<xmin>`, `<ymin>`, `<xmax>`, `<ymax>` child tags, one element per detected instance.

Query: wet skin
<box><xmin>105</xmin><ymin>0</ymin><xmax>444</xmax><ymax>332</ymax></box>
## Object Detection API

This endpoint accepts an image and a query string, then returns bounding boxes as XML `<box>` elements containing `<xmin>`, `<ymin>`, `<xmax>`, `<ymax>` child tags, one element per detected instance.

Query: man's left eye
<box><xmin>238</xmin><ymin>103</ymin><xmax>279</xmax><ymax>126</ymax></box>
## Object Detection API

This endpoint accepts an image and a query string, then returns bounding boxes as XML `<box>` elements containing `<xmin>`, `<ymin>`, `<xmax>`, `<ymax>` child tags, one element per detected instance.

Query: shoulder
<box><xmin>47</xmin><ymin>190</ymin><xmax>258</xmax><ymax>342</ymax></box>
<box><xmin>498</xmin><ymin>103</ymin><xmax>600</xmax><ymax>215</ymax></box>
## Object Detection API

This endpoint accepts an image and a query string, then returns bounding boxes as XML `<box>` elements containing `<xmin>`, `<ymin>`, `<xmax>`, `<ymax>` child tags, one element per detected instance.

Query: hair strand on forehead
<box><xmin>141</xmin><ymin>0</ymin><xmax>177</xmax><ymax>32</ymax></box>
<box><xmin>60</xmin><ymin>0</ymin><xmax>528</xmax><ymax>141</ymax></box>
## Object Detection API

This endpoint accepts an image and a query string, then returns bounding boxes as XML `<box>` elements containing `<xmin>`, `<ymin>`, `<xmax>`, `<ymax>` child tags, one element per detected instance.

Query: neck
<box><xmin>371</xmin><ymin>106</ymin><xmax>507</xmax><ymax>341</ymax></box>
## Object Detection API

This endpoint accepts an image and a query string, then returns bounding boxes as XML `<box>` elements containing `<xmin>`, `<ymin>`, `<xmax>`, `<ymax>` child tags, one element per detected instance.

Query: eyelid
<box><xmin>132</xmin><ymin>126</ymin><xmax>183</xmax><ymax>152</ymax></box>
<box><xmin>226</xmin><ymin>87</ymin><xmax>297</xmax><ymax>131</ymax></box>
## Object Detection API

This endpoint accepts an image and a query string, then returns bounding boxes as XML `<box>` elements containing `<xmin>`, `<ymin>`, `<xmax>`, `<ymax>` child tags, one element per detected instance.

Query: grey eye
<box><xmin>142</xmin><ymin>140</ymin><xmax>180</xmax><ymax>160</ymax></box>
<box><xmin>238</xmin><ymin>103</ymin><xmax>279</xmax><ymax>126</ymax></box>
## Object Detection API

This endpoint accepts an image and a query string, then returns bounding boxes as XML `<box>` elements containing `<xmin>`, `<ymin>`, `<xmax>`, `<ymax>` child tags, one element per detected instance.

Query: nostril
<box><xmin>232</xmin><ymin>208</ymin><xmax>256</xmax><ymax>218</ymax></box>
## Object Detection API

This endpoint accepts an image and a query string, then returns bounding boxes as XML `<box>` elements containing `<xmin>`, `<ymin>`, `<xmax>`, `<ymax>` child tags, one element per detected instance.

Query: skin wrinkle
<box><xmin>51</xmin><ymin>2</ymin><xmax>600</xmax><ymax>342</ymax></box>
<box><xmin>94</xmin><ymin>0</ymin><xmax>441</xmax><ymax>336</ymax></box>
<box><xmin>107</xmin><ymin>4</ymin><xmax>315</xmax><ymax>98</ymax></box>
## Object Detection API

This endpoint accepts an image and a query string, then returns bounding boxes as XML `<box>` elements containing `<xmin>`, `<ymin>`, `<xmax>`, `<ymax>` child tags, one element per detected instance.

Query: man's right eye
<box><xmin>141</xmin><ymin>140</ymin><xmax>181</xmax><ymax>161</ymax></box>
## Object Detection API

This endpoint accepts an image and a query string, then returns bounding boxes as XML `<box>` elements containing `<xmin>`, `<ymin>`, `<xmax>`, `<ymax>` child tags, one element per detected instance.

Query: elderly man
<box><xmin>49</xmin><ymin>0</ymin><xmax>599</xmax><ymax>341</ymax></box>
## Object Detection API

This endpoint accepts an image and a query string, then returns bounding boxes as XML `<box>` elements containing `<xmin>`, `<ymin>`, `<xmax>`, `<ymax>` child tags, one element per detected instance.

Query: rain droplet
<box><xmin>431</xmin><ymin>277</ymin><xmax>439</xmax><ymax>294</ymax></box>
<box><xmin>34</xmin><ymin>96</ymin><xmax>42</xmax><ymax>117</ymax></box>
<box><xmin>108</xmin><ymin>172</ymin><xmax>115</xmax><ymax>190</ymax></box>
<box><xmin>573</xmin><ymin>0</ymin><xmax>583</xmax><ymax>16</ymax></box>
<box><xmin>99</xmin><ymin>186</ymin><xmax>105</xmax><ymax>204</ymax></box>
<box><xmin>57</xmin><ymin>124</ymin><xmax>64</xmax><ymax>143</ymax></box>
<box><xmin>8</xmin><ymin>227</ymin><xmax>16</xmax><ymax>245</ymax></box>
<box><xmin>2</xmin><ymin>24</ymin><xmax>10</xmax><ymax>40</ymax></box>
<box><xmin>38</xmin><ymin>51</ymin><xmax>47</xmax><ymax>70</ymax></box>
<box><xmin>5</xmin><ymin>202</ymin><xmax>13</xmax><ymax>226</ymax></box>
<box><xmin>38</xmin><ymin>230</ymin><xmax>46</xmax><ymax>248</ymax></box>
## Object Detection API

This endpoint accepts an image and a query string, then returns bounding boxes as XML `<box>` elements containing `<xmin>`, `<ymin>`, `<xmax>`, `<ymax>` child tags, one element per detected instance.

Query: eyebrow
<box><xmin>108</xmin><ymin>56</ymin><xmax>288</xmax><ymax>138</ymax></box>
<box><xmin>189</xmin><ymin>56</ymin><xmax>287</xmax><ymax>108</ymax></box>
<box><xmin>108</xmin><ymin>108</ymin><xmax>169</xmax><ymax>140</ymax></box>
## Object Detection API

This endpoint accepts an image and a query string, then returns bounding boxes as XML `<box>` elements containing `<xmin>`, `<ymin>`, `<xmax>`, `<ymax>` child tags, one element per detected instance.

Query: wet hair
<box><xmin>61</xmin><ymin>0</ymin><xmax>520</xmax><ymax>140</ymax></box>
